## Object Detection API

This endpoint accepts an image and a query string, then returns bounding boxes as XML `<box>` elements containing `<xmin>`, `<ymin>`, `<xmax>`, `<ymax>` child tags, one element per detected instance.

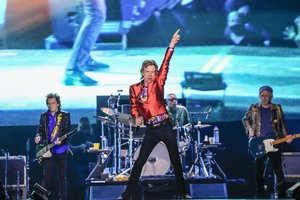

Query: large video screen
<box><xmin>1</xmin><ymin>0</ymin><xmax>300</xmax><ymax>126</ymax></box>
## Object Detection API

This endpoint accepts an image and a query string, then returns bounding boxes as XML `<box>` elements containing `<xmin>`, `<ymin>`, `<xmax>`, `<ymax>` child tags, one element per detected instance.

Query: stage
<box><xmin>87</xmin><ymin>176</ymin><xmax>245</xmax><ymax>200</ymax></box>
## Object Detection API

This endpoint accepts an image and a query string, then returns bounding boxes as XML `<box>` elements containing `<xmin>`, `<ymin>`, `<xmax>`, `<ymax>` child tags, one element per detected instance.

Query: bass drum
<box><xmin>133</xmin><ymin>142</ymin><xmax>170</xmax><ymax>176</ymax></box>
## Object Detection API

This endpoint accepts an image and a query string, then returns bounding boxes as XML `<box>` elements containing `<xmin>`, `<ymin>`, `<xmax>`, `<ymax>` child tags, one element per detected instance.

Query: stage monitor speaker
<box><xmin>288</xmin><ymin>182</ymin><xmax>300</xmax><ymax>199</ymax></box>
<box><xmin>282</xmin><ymin>152</ymin><xmax>300</xmax><ymax>182</ymax></box>
<box><xmin>189</xmin><ymin>182</ymin><xmax>228</xmax><ymax>199</ymax></box>
<box><xmin>30</xmin><ymin>183</ymin><xmax>50</xmax><ymax>200</ymax></box>
<box><xmin>89</xmin><ymin>184</ymin><xmax>125</xmax><ymax>200</ymax></box>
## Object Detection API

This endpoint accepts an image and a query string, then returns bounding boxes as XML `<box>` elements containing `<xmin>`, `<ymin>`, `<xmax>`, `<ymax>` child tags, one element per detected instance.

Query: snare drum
<box><xmin>133</xmin><ymin>142</ymin><xmax>170</xmax><ymax>176</ymax></box>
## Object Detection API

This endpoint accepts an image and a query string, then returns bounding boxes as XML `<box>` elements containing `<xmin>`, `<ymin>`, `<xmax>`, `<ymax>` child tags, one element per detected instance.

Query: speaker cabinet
<box><xmin>282</xmin><ymin>152</ymin><xmax>300</xmax><ymax>182</ymax></box>
<box><xmin>0</xmin><ymin>156</ymin><xmax>26</xmax><ymax>187</ymax></box>
<box><xmin>89</xmin><ymin>184</ymin><xmax>125</xmax><ymax>200</ymax></box>
<box><xmin>189</xmin><ymin>181</ymin><xmax>228</xmax><ymax>198</ymax></box>
<box><xmin>0</xmin><ymin>156</ymin><xmax>27</xmax><ymax>200</ymax></box>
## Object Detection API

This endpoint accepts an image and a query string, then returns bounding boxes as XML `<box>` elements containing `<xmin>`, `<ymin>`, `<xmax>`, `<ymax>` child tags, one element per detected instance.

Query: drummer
<box><xmin>166</xmin><ymin>93</ymin><xmax>190</xmax><ymax>128</ymax></box>
<box><xmin>166</xmin><ymin>93</ymin><xmax>192</xmax><ymax>173</ymax></box>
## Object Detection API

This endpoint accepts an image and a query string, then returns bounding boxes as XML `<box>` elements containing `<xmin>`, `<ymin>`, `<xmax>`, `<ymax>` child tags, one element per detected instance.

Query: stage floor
<box><xmin>1</xmin><ymin>46</ymin><xmax>300</xmax><ymax>125</ymax></box>
<box><xmin>87</xmin><ymin>176</ymin><xmax>245</xmax><ymax>199</ymax></box>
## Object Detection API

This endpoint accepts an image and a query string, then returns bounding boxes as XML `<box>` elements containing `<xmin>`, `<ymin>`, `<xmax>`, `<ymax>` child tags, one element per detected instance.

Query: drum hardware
<box><xmin>100</xmin><ymin>107</ymin><xmax>134</xmax><ymax>175</ymax></box>
<box><xmin>127</xmin><ymin>121</ymin><xmax>134</xmax><ymax>171</ymax></box>
<box><xmin>116</xmin><ymin>120</ymin><xmax>144</xmax><ymax>178</ymax></box>
<box><xmin>187</xmin><ymin>140</ymin><xmax>209</xmax><ymax>178</ymax></box>
<box><xmin>106</xmin><ymin>93</ymin><xmax>122</xmax><ymax>175</ymax></box>
<box><xmin>201</xmin><ymin>144</ymin><xmax>226</xmax><ymax>179</ymax></box>
<box><xmin>186</xmin><ymin>109</ymin><xmax>213</xmax><ymax>178</ymax></box>
<box><xmin>93</xmin><ymin>116</ymin><xmax>110</xmax><ymax>165</ymax></box>
<box><xmin>203</xmin><ymin>150</ymin><xmax>215</xmax><ymax>178</ymax></box>
<box><xmin>133</xmin><ymin>142</ymin><xmax>171</xmax><ymax>176</ymax></box>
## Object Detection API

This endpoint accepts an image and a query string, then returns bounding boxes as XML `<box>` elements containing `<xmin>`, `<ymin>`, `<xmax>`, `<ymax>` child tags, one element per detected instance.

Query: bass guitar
<box><xmin>249</xmin><ymin>133</ymin><xmax>300</xmax><ymax>159</ymax></box>
<box><xmin>36</xmin><ymin>129</ymin><xmax>77</xmax><ymax>161</ymax></box>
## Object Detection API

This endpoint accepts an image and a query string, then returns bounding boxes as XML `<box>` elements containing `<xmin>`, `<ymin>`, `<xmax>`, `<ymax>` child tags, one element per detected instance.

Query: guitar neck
<box><xmin>47</xmin><ymin>134</ymin><xmax>67</xmax><ymax>149</ymax></box>
<box><xmin>272</xmin><ymin>133</ymin><xmax>300</xmax><ymax>145</ymax></box>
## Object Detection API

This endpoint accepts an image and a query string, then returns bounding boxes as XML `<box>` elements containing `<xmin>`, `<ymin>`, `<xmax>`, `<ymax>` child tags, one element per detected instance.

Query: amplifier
<box><xmin>0</xmin><ymin>156</ymin><xmax>26</xmax><ymax>187</ymax></box>
<box><xmin>6</xmin><ymin>185</ymin><xmax>27</xmax><ymax>200</ymax></box>
<box><xmin>282</xmin><ymin>152</ymin><xmax>300</xmax><ymax>182</ymax></box>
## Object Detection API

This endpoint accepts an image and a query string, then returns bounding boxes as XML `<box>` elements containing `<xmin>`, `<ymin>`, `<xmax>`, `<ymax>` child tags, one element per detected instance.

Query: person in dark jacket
<box><xmin>34</xmin><ymin>93</ymin><xmax>71</xmax><ymax>200</ymax></box>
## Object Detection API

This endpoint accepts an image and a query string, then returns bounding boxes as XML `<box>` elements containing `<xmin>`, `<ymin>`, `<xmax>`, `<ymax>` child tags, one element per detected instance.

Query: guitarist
<box><xmin>242</xmin><ymin>85</ymin><xmax>292</xmax><ymax>198</ymax></box>
<box><xmin>34</xmin><ymin>93</ymin><xmax>71</xmax><ymax>200</ymax></box>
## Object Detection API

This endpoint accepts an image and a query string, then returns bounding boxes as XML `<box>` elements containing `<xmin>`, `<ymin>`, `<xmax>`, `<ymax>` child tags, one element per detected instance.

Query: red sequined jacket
<box><xmin>129</xmin><ymin>47</ymin><xmax>174</xmax><ymax>121</ymax></box>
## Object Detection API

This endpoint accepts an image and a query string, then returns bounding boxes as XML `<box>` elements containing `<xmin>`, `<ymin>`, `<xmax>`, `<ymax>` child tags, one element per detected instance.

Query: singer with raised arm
<box><xmin>34</xmin><ymin>93</ymin><xmax>71</xmax><ymax>200</ymax></box>
<box><xmin>118</xmin><ymin>29</ymin><xmax>191</xmax><ymax>200</ymax></box>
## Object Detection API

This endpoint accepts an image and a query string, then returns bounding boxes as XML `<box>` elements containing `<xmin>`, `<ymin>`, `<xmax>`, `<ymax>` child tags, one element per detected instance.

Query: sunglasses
<box><xmin>168</xmin><ymin>98</ymin><xmax>177</xmax><ymax>102</ymax></box>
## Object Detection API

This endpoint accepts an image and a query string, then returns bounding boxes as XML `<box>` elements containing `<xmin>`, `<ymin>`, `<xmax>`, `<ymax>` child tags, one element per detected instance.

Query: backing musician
<box><xmin>242</xmin><ymin>86</ymin><xmax>292</xmax><ymax>198</ymax></box>
<box><xmin>166</xmin><ymin>93</ymin><xmax>190</xmax><ymax>128</ymax></box>
<box><xmin>166</xmin><ymin>93</ymin><xmax>192</xmax><ymax>173</ymax></box>
<box><xmin>34</xmin><ymin>93</ymin><xmax>70</xmax><ymax>200</ymax></box>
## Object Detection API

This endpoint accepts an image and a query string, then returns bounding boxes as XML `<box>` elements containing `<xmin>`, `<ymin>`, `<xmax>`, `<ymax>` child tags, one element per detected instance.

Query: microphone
<box><xmin>205</xmin><ymin>108</ymin><xmax>212</xmax><ymax>120</ymax></box>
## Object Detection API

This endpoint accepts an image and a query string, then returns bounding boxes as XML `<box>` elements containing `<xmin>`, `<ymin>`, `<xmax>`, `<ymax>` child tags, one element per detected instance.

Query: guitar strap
<box><xmin>50</xmin><ymin>113</ymin><xmax>63</xmax><ymax>141</ymax></box>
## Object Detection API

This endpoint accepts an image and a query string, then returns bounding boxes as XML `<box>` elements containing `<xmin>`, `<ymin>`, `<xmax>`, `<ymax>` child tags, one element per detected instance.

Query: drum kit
<box><xmin>94</xmin><ymin>94</ymin><xmax>223</xmax><ymax>179</ymax></box>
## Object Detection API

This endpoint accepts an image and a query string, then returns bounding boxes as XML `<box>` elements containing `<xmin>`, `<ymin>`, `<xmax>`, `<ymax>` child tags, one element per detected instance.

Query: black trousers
<box><xmin>124</xmin><ymin>120</ymin><xmax>187</xmax><ymax>196</ymax></box>
<box><xmin>255</xmin><ymin>150</ymin><xmax>286</xmax><ymax>197</ymax></box>
<box><xmin>43</xmin><ymin>151</ymin><xmax>68</xmax><ymax>200</ymax></box>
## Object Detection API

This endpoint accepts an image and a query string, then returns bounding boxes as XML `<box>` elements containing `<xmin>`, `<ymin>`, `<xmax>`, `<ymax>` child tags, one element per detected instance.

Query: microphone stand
<box><xmin>108</xmin><ymin>92</ymin><xmax>123</xmax><ymax>175</ymax></box>
<box><xmin>2</xmin><ymin>149</ymin><xmax>10</xmax><ymax>199</ymax></box>
<box><xmin>26</xmin><ymin>138</ymin><xmax>30</xmax><ymax>199</ymax></box>
<box><xmin>16</xmin><ymin>170</ymin><xmax>20</xmax><ymax>200</ymax></box>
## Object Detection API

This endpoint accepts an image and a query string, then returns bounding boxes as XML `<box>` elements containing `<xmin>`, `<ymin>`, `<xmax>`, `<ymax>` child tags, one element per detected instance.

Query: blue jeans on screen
<box><xmin>66</xmin><ymin>0</ymin><xmax>106</xmax><ymax>72</ymax></box>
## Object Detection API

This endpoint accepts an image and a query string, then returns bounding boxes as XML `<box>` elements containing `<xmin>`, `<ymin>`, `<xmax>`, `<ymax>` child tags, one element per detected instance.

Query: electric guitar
<box><xmin>36</xmin><ymin>129</ymin><xmax>77</xmax><ymax>161</ymax></box>
<box><xmin>249</xmin><ymin>133</ymin><xmax>300</xmax><ymax>159</ymax></box>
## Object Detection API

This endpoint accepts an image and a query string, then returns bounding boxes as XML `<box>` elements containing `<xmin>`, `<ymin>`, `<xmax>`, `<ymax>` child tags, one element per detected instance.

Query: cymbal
<box><xmin>101</xmin><ymin>107</ymin><xmax>115</xmax><ymax>116</ymax></box>
<box><xmin>93</xmin><ymin>116</ymin><xmax>115</xmax><ymax>125</ymax></box>
<box><xmin>189</xmin><ymin>112</ymin><xmax>208</xmax><ymax>115</ymax></box>
<box><xmin>194</xmin><ymin>124</ymin><xmax>212</xmax><ymax>129</ymax></box>
<box><xmin>118</xmin><ymin>113</ymin><xmax>135</xmax><ymax>127</ymax></box>
<box><xmin>183</xmin><ymin>123</ymin><xmax>211</xmax><ymax>129</ymax></box>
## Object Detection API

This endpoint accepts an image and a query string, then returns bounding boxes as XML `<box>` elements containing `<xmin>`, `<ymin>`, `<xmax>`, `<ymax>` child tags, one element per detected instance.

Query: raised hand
<box><xmin>169</xmin><ymin>29</ymin><xmax>180</xmax><ymax>48</ymax></box>
<box><xmin>283</xmin><ymin>26</ymin><xmax>296</xmax><ymax>40</ymax></box>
